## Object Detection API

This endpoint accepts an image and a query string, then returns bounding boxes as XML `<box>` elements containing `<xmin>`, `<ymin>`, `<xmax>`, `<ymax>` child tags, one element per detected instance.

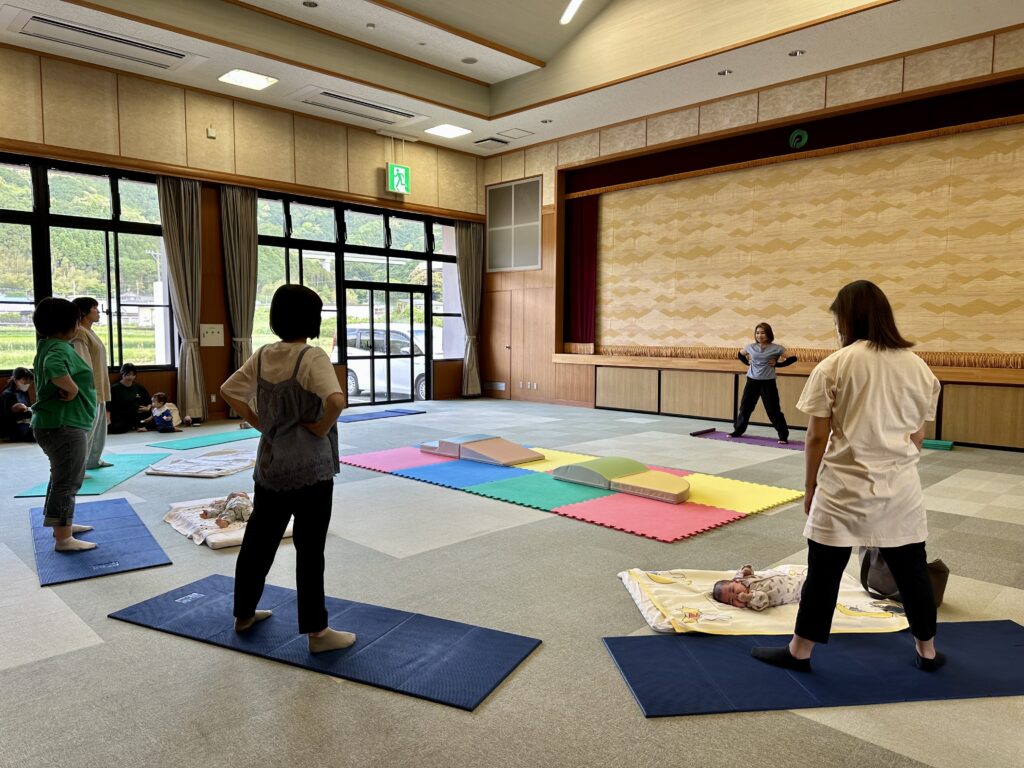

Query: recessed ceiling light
<box><xmin>425</xmin><ymin>124</ymin><xmax>472</xmax><ymax>139</ymax></box>
<box><xmin>218</xmin><ymin>69</ymin><xmax>278</xmax><ymax>90</ymax></box>
<box><xmin>540</xmin><ymin>119</ymin><xmax>553</xmax><ymax>124</ymax></box>
<box><xmin>789</xmin><ymin>49</ymin><xmax>806</xmax><ymax>57</ymax></box>
<box><xmin>717</xmin><ymin>69</ymin><xmax>733</xmax><ymax>76</ymax></box>
<box><xmin>302</xmin><ymin>1</ymin><xmax>318</xmax><ymax>7</ymax></box>
<box><xmin>366</xmin><ymin>22</ymin><xmax>375</xmax><ymax>29</ymax></box>
<box><xmin>418</xmin><ymin>42</ymin><xmax>426</xmax><ymax>46</ymax></box>
<box><xmin>461</xmin><ymin>57</ymin><xmax>478</xmax><ymax>65</ymax></box>
<box><xmin>560</xmin><ymin>0</ymin><xmax>585</xmax><ymax>25</ymax></box>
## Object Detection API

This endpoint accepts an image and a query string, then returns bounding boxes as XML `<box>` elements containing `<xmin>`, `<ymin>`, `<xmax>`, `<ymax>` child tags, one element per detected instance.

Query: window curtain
<box><xmin>220</xmin><ymin>185</ymin><xmax>258</xmax><ymax>371</ymax></box>
<box><xmin>157</xmin><ymin>176</ymin><xmax>207</xmax><ymax>420</ymax></box>
<box><xmin>563</xmin><ymin>196</ymin><xmax>598</xmax><ymax>344</ymax></box>
<box><xmin>455</xmin><ymin>221</ymin><xmax>484</xmax><ymax>396</ymax></box>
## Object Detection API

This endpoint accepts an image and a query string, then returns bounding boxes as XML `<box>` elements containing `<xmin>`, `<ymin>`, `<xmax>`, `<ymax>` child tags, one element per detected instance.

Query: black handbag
<box><xmin>858</xmin><ymin>547</ymin><xmax>949</xmax><ymax>608</ymax></box>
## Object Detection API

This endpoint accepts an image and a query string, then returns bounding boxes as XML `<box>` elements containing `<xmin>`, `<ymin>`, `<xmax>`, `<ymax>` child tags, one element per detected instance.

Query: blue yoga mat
<box><xmin>338</xmin><ymin>408</ymin><xmax>425</xmax><ymax>423</ymax></box>
<box><xmin>16</xmin><ymin>453</ymin><xmax>172</xmax><ymax>497</ymax></box>
<box><xmin>394</xmin><ymin>459</ymin><xmax>534</xmax><ymax>489</ymax></box>
<box><xmin>604</xmin><ymin>620</ymin><xmax>1024</xmax><ymax>717</ymax></box>
<box><xmin>31</xmin><ymin>498</ymin><xmax>172</xmax><ymax>586</ymax></box>
<box><xmin>109</xmin><ymin>574</ymin><xmax>540</xmax><ymax>711</ymax></box>
<box><xmin>147</xmin><ymin>429</ymin><xmax>260</xmax><ymax>450</ymax></box>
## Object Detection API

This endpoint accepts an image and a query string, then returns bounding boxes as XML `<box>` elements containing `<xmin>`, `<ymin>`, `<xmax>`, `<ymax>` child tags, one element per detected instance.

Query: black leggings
<box><xmin>795</xmin><ymin>539</ymin><xmax>937</xmax><ymax>644</ymax></box>
<box><xmin>734</xmin><ymin>377</ymin><xmax>788</xmax><ymax>440</ymax></box>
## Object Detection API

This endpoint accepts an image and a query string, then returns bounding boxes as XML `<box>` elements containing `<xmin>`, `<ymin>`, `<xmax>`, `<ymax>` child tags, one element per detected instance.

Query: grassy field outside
<box><xmin>0</xmin><ymin>324</ymin><xmax>166</xmax><ymax>369</ymax></box>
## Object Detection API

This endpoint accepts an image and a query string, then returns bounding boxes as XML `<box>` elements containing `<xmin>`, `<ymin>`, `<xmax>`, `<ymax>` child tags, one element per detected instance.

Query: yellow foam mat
<box><xmin>611</xmin><ymin>471</ymin><xmax>690</xmax><ymax>504</ymax></box>
<box><xmin>683</xmin><ymin>474</ymin><xmax>803</xmax><ymax>514</ymax></box>
<box><xmin>513</xmin><ymin>447</ymin><xmax>599</xmax><ymax>473</ymax></box>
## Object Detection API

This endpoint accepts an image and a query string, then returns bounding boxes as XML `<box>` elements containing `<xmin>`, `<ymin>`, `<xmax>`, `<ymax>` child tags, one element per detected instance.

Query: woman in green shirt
<box><xmin>31</xmin><ymin>298</ymin><xmax>98</xmax><ymax>552</ymax></box>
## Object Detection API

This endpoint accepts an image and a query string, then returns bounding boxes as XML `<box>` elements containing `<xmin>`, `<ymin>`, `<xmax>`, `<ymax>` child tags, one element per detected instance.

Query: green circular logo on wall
<box><xmin>788</xmin><ymin>129</ymin><xmax>809</xmax><ymax>149</ymax></box>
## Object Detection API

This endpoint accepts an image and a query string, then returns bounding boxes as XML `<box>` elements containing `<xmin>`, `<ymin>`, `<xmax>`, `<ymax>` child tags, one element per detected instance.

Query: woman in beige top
<box><xmin>752</xmin><ymin>280</ymin><xmax>944</xmax><ymax>673</ymax></box>
<box><xmin>71</xmin><ymin>297</ymin><xmax>112</xmax><ymax>470</ymax></box>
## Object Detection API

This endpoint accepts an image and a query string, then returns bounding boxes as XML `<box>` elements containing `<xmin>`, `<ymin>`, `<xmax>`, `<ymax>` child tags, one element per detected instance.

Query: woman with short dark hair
<box><xmin>108</xmin><ymin>363</ymin><xmax>151</xmax><ymax>434</ymax></box>
<box><xmin>1</xmin><ymin>367</ymin><xmax>35</xmax><ymax>442</ymax></box>
<box><xmin>752</xmin><ymin>280</ymin><xmax>943</xmax><ymax>671</ymax></box>
<box><xmin>71</xmin><ymin>296</ymin><xmax>112</xmax><ymax>469</ymax></box>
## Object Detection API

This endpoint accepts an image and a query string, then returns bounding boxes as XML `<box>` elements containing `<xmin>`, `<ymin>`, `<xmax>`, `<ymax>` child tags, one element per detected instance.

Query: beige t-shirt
<box><xmin>72</xmin><ymin>326</ymin><xmax>111</xmax><ymax>402</ymax></box>
<box><xmin>797</xmin><ymin>341</ymin><xmax>940</xmax><ymax>548</ymax></box>
<box><xmin>220</xmin><ymin>342</ymin><xmax>343</xmax><ymax>408</ymax></box>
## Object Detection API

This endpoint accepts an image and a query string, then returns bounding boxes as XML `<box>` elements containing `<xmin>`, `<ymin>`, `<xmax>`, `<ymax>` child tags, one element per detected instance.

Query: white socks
<box><xmin>54</xmin><ymin>537</ymin><xmax>97</xmax><ymax>552</ymax></box>
<box><xmin>71</xmin><ymin>524</ymin><xmax>94</xmax><ymax>534</ymax></box>
<box><xmin>308</xmin><ymin>628</ymin><xmax>357</xmax><ymax>653</ymax></box>
<box><xmin>235</xmin><ymin>610</ymin><xmax>273</xmax><ymax>632</ymax></box>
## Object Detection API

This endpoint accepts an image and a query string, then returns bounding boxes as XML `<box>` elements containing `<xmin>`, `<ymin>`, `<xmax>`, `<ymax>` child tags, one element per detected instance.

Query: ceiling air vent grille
<box><xmin>294</xmin><ymin>88</ymin><xmax>426</xmax><ymax>127</ymax></box>
<box><xmin>473</xmin><ymin>137</ymin><xmax>510</xmax><ymax>148</ymax></box>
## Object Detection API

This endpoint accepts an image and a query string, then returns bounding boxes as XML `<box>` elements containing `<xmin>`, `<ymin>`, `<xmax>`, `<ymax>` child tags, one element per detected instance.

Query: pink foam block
<box><xmin>340</xmin><ymin>446</ymin><xmax>455</xmax><ymax>473</ymax></box>
<box><xmin>553</xmin><ymin>493</ymin><xmax>744</xmax><ymax>543</ymax></box>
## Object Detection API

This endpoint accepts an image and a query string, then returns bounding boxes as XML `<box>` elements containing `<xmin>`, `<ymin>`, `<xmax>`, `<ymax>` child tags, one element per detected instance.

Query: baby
<box><xmin>199</xmin><ymin>491</ymin><xmax>253</xmax><ymax>529</ymax></box>
<box><xmin>712</xmin><ymin>564</ymin><xmax>805</xmax><ymax>611</ymax></box>
<box><xmin>139</xmin><ymin>392</ymin><xmax>186</xmax><ymax>433</ymax></box>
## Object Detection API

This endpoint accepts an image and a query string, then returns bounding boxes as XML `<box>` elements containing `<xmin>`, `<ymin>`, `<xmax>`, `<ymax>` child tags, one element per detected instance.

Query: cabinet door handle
<box><xmin>504</xmin><ymin>345</ymin><xmax>511</xmax><ymax>349</ymax></box>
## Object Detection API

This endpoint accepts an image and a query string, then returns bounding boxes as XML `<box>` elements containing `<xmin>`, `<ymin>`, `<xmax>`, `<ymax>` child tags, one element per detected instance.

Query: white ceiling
<box><xmin>2</xmin><ymin>0</ymin><xmax>1023</xmax><ymax>156</ymax></box>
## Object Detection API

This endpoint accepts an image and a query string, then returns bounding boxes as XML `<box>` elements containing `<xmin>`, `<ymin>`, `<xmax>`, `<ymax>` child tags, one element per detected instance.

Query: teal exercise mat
<box><xmin>147</xmin><ymin>429</ymin><xmax>260</xmax><ymax>450</ymax></box>
<box><xmin>110</xmin><ymin>574</ymin><xmax>541</xmax><ymax>711</ymax></box>
<box><xmin>16</xmin><ymin>453</ymin><xmax>172</xmax><ymax>497</ymax></box>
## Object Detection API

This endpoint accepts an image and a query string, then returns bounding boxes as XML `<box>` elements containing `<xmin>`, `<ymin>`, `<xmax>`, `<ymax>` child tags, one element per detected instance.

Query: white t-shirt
<box><xmin>796</xmin><ymin>341</ymin><xmax>940</xmax><ymax>547</ymax></box>
<box><xmin>220</xmin><ymin>342</ymin><xmax>342</xmax><ymax>408</ymax></box>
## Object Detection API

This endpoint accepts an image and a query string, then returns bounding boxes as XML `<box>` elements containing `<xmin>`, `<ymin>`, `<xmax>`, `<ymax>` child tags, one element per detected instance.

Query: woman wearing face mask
<box><xmin>1</xmin><ymin>367</ymin><xmax>35</xmax><ymax>442</ymax></box>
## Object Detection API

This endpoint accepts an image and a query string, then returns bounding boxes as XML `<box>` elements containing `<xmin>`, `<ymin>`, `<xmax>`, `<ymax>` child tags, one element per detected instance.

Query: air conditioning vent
<box><xmin>473</xmin><ymin>137</ymin><xmax>510</xmax><ymax>147</ymax></box>
<box><xmin>291</xmin><ymin>86</ymin><xmax>427</xmax><ymax>128</ymax></box>
<box><xmin>7</xmin><ymin>12</ymin><xmax>201</xmax><ymax>71</ymax></box>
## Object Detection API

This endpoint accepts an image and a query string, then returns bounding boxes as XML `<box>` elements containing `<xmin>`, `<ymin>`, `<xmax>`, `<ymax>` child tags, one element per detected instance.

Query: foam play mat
<box><xmin>16</xmin><ymin>453</ymin><xmax>172</xmax><ymax>497</ymax></box>
<box><xmin>109</xmin><ymin>574</ymin><xmax>541</xmax><ymax>711</ymax></box>
<box><xmin>393</xmin><ymin>460</ymin><xmax>534</xmax><ymax>489</ymax></box>
<box><xmin>683</xmin><ymin>474</ymin><xmax>803</xmax><ymax>514</ymax></box>
<box><xmin>557</xmin><ymin>494</ymin><xmax>743</xmax><ymax>542</ymax></box>
<box><xmin>619</xmin><ymin>566</ymin><xmax>910</xmax><ymax>634</ymax></box>
<box><xmin>604</xmin><ymin>620</ymin><xmax>1024</xmax><ymax>717</ymax></box>
<box><xmin>148</xmin><ymin>429</ymin><xmax>260</xmax><ymax>450</ymax></box>
<box><xmin>163</xmin><ymin>497</ymin><xmax>293</xmax><ymax>549</ymax></box>
<box><xmin>31</xmin><ymin>498</ymin><xmax>171</xmax><ymax>586</ymax></box>
<box><xmin>465</xmin><ymin>471</ymin><xmax>615</xmax><ymax>511</ymax></box>
<box><xmin>690</xmin><ymin>429</ymin><xmax>804</xmax><ymax>451</ymax></box>
<box><xmin>145</xmin><ymin>448</ymin><xmax>255</xmax><ymax>478</ymax></box>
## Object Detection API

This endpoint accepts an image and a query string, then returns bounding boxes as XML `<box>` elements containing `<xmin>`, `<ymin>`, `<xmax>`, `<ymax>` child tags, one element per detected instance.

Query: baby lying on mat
<box><xmin>712</xmin><ymin>565</ymin><xmax>805</xmax><ymax>611</ymax></box>
<box><xmin>199</xmin><ymin>491</ymin><xmax>253</xmax><ymax>529</ymax></box>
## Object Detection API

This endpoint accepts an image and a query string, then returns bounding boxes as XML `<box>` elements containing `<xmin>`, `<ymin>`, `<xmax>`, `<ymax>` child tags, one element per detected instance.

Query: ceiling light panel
<box><xmin>233</xmin><ymin>0</ymin><xmax>539</xmax><ymax>84</ymax></box>
<box><xmin>425</xmin><ymin>124</ymin><xmax>472</xmax><ymax>138</ymax></box>
<box><xmin>219</xmin><ymin>68</ymin><xmax>278</xmax><ymax>89</ymax></box>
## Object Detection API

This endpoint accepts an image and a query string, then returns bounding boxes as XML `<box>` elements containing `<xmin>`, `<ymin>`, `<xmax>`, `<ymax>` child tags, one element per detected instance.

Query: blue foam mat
<box><xmin>31</xmin><ymin>498</ymin><xmax>172</xmax><ymax>586</ymax></box>
<box><xmin>604</xmin><ymin>620</ymin><xmax>1024</xmax><ymax>717</ymax></box>
<box><xmin>393</xmin><ymin>459</ymin><xmax>534</xmax><ymax>489</ymax></box>
<box><xmin>338</xmin><ymin>408</ymin><xmax>425</xmax><ymax>423</ymax></box>
<box><xmin>109</xmin><ymin>574</ymin><xmax>540</xmax><ymax>711</ymax></box>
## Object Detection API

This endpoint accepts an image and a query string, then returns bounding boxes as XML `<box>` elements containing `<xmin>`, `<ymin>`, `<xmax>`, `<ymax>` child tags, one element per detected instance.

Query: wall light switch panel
<box><xmin>200</xmin><ymin>323</ymin><xmax>224</xmax><ymax>347</ymax></box>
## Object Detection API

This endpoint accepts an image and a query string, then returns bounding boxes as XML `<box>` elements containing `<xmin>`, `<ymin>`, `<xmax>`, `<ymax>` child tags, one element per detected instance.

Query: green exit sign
<box><xmin>387</xmin><ymin>163</ymin><xmax>411</xmax><ymax>194</ymax></box>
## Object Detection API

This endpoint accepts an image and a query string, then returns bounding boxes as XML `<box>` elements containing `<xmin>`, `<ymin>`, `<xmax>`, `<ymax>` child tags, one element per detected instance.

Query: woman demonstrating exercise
<box><xmin>731</xmin><ymin>322</ymin><xmax>795</xmax><ymax>444</ymax></box>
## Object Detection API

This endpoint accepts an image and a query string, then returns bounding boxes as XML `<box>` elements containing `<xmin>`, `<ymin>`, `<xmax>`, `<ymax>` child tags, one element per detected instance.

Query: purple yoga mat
<box><xmin>692</xmin><ymin>430</ymin><xmax>804</xmax><ymax>451</ymax></box>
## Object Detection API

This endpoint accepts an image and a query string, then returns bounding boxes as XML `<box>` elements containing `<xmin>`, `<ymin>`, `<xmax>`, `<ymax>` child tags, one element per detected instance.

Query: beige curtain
<box><xmin>455</xmin><ymin>221</ymin><xmax>484</xmax><ymax>396</ymax></box>
<box><xmin>220</xmin><ymin>185</ymin><xmax>258</xmax><ymax>371</ymax></box>
<box><xmin>157</xmin><ymin>176</ymin><xmax>207</xmax><ymax>420</ymax></box>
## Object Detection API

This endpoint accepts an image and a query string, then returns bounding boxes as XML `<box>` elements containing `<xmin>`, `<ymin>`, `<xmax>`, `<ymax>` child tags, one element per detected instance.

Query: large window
<box><xmin>0</xmin><ymin>155</ymin><xmax>172</xmax><ymax>372</ymax></box>
<box><xmin>256</xmin><ymin>193</ymin><xmax>465</xmax><ymax>403</ymax></box>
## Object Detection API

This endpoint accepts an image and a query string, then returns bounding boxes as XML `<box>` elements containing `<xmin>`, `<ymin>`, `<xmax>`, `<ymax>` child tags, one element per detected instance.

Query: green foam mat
<box><xmin>464</xmin><ymin>471</ymin><xmax>616</xmax><ymax>511</ymax></box>
<box><xmin>922</xmin><ymin>439</ymin><xmax>954</xmax><ymax>450</ymax></box>
<box><xmin>16</xmin><ymin>453</ymin><xmax>172</xmax><ymax>497</ymax></box>
<box><xmin>147</xmin><ymin>429</ymin><xmax>260</xmax><ymax>450</ymax></box>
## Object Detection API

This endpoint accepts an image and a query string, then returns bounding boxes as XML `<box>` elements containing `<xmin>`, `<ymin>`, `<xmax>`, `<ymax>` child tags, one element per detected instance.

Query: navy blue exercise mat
<box><xmin>604</xmin><ymin>621</ymin><xmax>1024</xmax><ymax>717</ymax></box>
<box><xmin>109</xmin><ymin>574</ymin><xmax>541</xmax><ymax>711</ymax></box>
<box><xmin>338</xmin><ymin>408</ymin><xmax>426</xmax><ymax>423</ymax></box>
<box><xmin>31</xmin><ymin>498</ymin><xmax>172</xmax><ymax>586</ymax></box>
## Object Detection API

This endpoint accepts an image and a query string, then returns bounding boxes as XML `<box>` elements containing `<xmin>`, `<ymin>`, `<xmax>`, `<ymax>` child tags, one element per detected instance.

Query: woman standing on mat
<box><xmin>730</xmin><ymin>322</ymin><xmax>795</xmax><ymax>444</ymax></box>
<box><xmin>30</xmin><ymin>298</ymin><xmax>98</xmax><ymax>552</ymax></box>
<box><xmin>752</xmin><ymin>280</ymin><xmax>944</xmax><ymax>672</ymax></box>
<box><xmin>220</xmin><ymin>284</ymin><xmax>354</xmax><ymax>654</ymax></box>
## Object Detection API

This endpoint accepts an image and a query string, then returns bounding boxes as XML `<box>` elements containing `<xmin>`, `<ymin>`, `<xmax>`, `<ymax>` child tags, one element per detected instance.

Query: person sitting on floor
<box><xmin>139</xmin><ymin>392</ymin><xmax>184</xmax><ymax>433</ymax></box>
<box><xmin>107</xmin><ymin>363</ymin><xmax>151</xmax><ymax>434</ymax></box>
<box><xmin>712</xmin><ymin>564</ymin><xmax>806</xmax><ymax>611</ymax></box>
<box><xmin>1</xmin><ymin>367</ymin><xmax>35</xmax><ymax>442</ymax></box>
<box><xmin>199</xmin><ymin>491</ymin><xmax>254</xmax><ymax>528</ymax></box>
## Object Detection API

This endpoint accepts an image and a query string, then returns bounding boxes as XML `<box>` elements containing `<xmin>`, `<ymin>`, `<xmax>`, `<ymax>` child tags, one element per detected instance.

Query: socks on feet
<box><xmin>751</xmin><ymin>645</ymin><xmax>811</xmax><ymax>671</ymax></box>
<box><xmin>915</xmin><ymin>651</ymin><xmax>946</xmax><ymax>672</ymax></box>
<box><xmin>234</xmin><ymin>610</ymin><xmax>273</xmax><ymax>632</ymax></box>
<box><xmin>54</xmin><ymin>537</ymin><xmax>97</xmax><ymax>552</ymax></box>
<box><xmin>308</xmin><ymin>628</ymin><xmax>357</xmax><ymax>653</ymax></box>
<box><xmin>71</xmin><ymin>524</ymin><xmax>94</xmax><ymax>534</ymax></box>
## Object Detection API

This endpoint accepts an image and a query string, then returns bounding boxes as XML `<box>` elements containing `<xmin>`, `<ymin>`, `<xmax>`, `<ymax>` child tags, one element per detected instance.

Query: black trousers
<box><xmin>734</xmin><ymin>378</ymin><xmax>789</xmax><ymax>440</ymax></box>
<box><xmin>795</xmin><ymin>539</ymin><xmax>937</xmax><ymax>644</ymax></box>
<box><xmin>234</xmin><ymin>479</ymin><xmax>334</xmax><ymax>634</ymax></box>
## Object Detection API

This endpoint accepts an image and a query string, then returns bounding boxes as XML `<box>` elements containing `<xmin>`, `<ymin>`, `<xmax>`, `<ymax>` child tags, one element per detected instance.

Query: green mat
<box><xmin>464</xmin><ymin>472</ymin><xmax>615</xmax><ymax>511</ymax></box>
<box><xmin>15</xmin><ymin>453</ymin><xmax>172</xmax><ymax>497</ymax></box>
<box><xmin>146</xmin><ymin>429</ymin><xmax>260</xmax><ymax>450</ymax></box>
<box><xmin>922</xmin><ymin>439</ymin><xmax>954</xmax><ymax>451</ymax></box>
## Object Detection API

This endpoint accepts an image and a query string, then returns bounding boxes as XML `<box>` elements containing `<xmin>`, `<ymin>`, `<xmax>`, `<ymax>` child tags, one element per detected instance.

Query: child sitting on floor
<box><xmin>138</xmin><ymin>392</ymin><xmax>189</xmax><ymax>433</ymax></box>
<box><xmin>712</xmin><ymin>564</ymin><xmax>805</xmax><ymax>611</ymax></box>
<box><xmin>199</xmin><ymin>491</ymin><xmax>254</xmax><ymax>528</ymax></box>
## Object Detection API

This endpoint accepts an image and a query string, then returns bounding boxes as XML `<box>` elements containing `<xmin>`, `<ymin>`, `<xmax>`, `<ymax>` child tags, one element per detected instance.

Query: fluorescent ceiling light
<box><xmin>218</xmin><ymin>69</ymin><xmax>278</xmax><ymax>90</ymax></box>
<box><xmin>560</xmin><ymin>0</ymin><xmax>585</xmax><ymax>25</ymax></box>
<box><xmin>424</xmin><ymin>124</ymin><xmax>471</xmax><ymax>139</ymax></box>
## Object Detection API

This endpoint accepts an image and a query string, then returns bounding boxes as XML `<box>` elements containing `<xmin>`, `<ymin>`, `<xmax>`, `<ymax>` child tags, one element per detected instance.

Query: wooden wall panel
<box><xmin>501</xmin><ymin>151</ymin><xmax>525</xmax><ymax>181</ymax></box>
<box><xmin>347</xmin><ymin>128</ymin><xmax>387</xmax><ymax>199</ymax></box>
<box><xmin>600</xmin><ymin>121</ymin><xmax>646</xmax><ymax>156</ymax></box>
<box><xmin>826</xmin><ymin>59</ymin><xmax>904</xmax><ymax>108</ymax></box>
<box><xmin>403</xmin><ymin>141</ymin><xmax>438</xmax><ymax>209</ymax></box>
<box><xmin>558</xmin><ymin>132</ymin><xmax>599</xmax><ymax>167</ymax></box>
<box><xmin>185</xmin><ymin>91</ymin><xmax>235</xmax><ymax>174</ymax></box>
<box><xmin>198</xmin><ymin>183</ymin><xmax>232</xmax><ymax>420</ymax></box>
<box><xmin>41</xmin><ymin>60</ymin><xmax>118</xmax><ymax>155</ymax></box>
<box><xmin>661</xmin><ymin>370</ymin><xmax>734</xmax><ymax>419</ymax></box>
<box><xmin>699</xmin><ymin>93</ymin><xmax>757</xmax><ymax>134</ymax></box>
<box><xmin>0</xmin><ymin>48</ymin><xmax>42</xmax><ymax>143</ymax></box>
<box><xmin>595</xmin><ymin>367</ymin><xmax>658</xmax><ymax>412</ymax></box>
<box><xmin>750</xmin><ymin>375</ymin><xmax>810</xmax><ymax>428</ymax></box>
<box><xmin>233</xmin><ymin>103</ymin><xmax>294</xmax><ymax>183</ymax></box>
<box><xmin>903</xmin><ymin>37</ymin><xmax>994</xmax><ymax>92</ymax></box>
<box><xmin>118</xmin><ymin>77</ymin><xmax>186</xmax><ymax>166</ymax></box>
<box><xmin>942</xmin><ymin>384</ymin><xmax>1024</xmax><ymax>448</ymax></box>
<box><xmin>437</xmin><ymin>149</ymin><xmax>477</xmax><ymax>213</ymax></box>
<box><xmin>431</xmin><ymin>359</ymin><xmax>464</xmax><ymax>400</ymax></box>
<box><xmin>294</xmin><ymin>116</ymin><xmax>347</xmax><ymax>192</ymax></box>
<box><xmin>646</xmin><ymin>107</ymin><xmax>699</xmax><ymax>147</ymax></box>
<box><xmin>524</xmin><ymin>143</ymin><xmax>557</xmax><ymax>207</ymax></box>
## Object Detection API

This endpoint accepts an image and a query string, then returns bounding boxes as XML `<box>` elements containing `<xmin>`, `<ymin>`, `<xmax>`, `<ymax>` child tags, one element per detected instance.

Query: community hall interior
<box><xmin>1</xmin><ymin>1</ymin><xmax>1023</xmax><ymax>766</ymax></box>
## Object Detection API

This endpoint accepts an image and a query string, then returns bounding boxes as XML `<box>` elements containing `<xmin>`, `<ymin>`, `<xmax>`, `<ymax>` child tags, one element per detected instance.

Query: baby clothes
<box><xmin>734</xmin><ymin>566</ymin><xmax>805</xmax><ymax>611</ymax></box>
<box><xmin>204</xmin><ymin>494</ymin><xmax>253</xmax><ymax>525</ymax></box>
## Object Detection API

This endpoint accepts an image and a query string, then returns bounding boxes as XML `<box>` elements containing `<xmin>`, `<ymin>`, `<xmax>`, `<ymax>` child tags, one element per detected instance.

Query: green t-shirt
<box><xmin>31</xmin><ymin>338</ymin><xmax>97</xmax><ymax>430</ymax></box>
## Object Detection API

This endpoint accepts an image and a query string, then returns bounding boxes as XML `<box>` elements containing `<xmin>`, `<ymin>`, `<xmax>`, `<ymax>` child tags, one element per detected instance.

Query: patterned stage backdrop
<box><xmin>597</xmin><ymin>121</ymin><xmax>1024</xmax><ymax>360</ymax></box>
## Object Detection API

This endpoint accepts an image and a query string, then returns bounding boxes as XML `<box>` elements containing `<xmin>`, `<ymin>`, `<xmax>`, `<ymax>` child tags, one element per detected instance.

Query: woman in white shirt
<box><xmin>752</xmin><ymin>280</ymin><xmax>944</xmax><ymax>672</ymax></box>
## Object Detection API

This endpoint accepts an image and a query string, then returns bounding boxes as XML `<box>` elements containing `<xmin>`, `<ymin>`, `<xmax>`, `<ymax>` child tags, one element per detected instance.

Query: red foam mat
<box><xmin>553</xmin><ymin>494</ymin><xmax>744</xmax><ymax>543</ymax></box>
<box><xmin>340</xmin><ymin>446</ymin><xmax>455</xmax><ymax>473</ymax></box>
